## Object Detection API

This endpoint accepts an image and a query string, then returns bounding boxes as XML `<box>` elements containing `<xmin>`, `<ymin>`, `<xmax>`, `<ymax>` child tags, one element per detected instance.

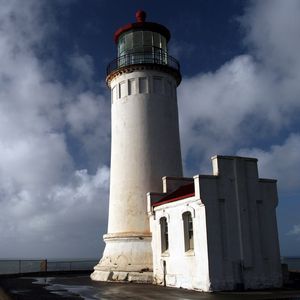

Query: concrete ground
<box><xmin>1</xmin><ymin>274</ymin><xmax>300</xmax><ymax>300</ymax></box>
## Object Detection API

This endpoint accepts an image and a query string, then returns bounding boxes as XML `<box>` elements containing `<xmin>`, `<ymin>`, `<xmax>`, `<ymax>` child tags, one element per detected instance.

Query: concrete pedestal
<box><xmin>91</xmin><ymin>232</ymin><xmax>153</xmax><ymax>283</ymax></box>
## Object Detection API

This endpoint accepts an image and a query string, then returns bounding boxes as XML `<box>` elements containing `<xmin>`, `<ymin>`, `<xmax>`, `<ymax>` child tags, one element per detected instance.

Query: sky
<box><xmin>0</xmin><ymin>0</ymin><xmax>299</xmax><ymax>259</ymax></box>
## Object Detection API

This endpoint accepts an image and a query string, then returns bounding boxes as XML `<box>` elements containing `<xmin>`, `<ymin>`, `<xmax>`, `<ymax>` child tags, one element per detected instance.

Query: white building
<box><xmin>147</xmin><ymin>155</ymin><xmax>282</xmax><ymax>291</ymax></box>
<box><xmin>91</xmin><ymin>10</ymin><xmax>182</xmax><ymax>282</ymax></box>
<box><xmin>92</xmin><ymin>11</ymin><xmax>283</xmax><ymax>291</ymax></box>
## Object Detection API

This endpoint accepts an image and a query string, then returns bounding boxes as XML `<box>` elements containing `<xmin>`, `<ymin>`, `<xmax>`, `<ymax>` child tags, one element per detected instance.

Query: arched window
<box><xmin>160</xmin><ymin>217</ymin><xmax>169</xmax><ymax>253</ymax></box>
<box><xmin>183</xmin><ymin>211</ymin><xmax>194</xmax><ymax>251</ymax></box>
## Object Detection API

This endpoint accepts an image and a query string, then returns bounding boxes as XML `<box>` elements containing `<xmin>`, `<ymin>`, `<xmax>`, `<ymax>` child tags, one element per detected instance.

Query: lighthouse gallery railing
<box><xmin>106</xmin><ymin>47</ymin><xmax>180</xmax><ymax>76</ymax></box>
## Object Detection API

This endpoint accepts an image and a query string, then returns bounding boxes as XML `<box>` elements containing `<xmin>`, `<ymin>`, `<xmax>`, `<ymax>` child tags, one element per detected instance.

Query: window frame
<box><xmin>183</xmin><ymin>211</ymin><xmax>194</xmax><ymax>252</ymax></box>
<box><xmin>160</xmin><ymin>217</ymin><xmax>169</xmax><ymax>254</ymax></box>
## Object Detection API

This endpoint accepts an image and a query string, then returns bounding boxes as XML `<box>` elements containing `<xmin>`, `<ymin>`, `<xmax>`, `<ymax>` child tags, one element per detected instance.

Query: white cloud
<box><xmin>0</xmin><ymin>166</ymin><xmax>110</xmax><ymax>258</ymax></box>
<box><xmin>177</xmin><ymin>0</ymin><xmax>300</xmax><ymax>255</ymax></box>
<box><xmin>169</xmin><ymin>39</ymin><xmax>195</xmax><ymax>60</ymax></box>
<box><xmin>0</xmin><ymin>134</ymin><xmax>72</xmax><ymax>191</ymax></box>
<box><xmin>178</xmin><ymin>55</ymin><xmax>262</xmax><ymax>172</ymax></box>
<box><xmin>1</xmin><ymin>0</ymin><xmax>300</xmax><ymax>258</ymax></box>
<box><xmin>64</xmin><ymin>91</ymin><xmax>111</xmax><ymax>169</ymax></box>
<box><xmin>237</xmin><ymin>134</ymin><xmax>300</xmax><ymax>191</ymax></box>
<box><xmin>0</xmin><ymin>0</ymin><xmax>110</xmax><ymax>258</ymax></box>
<box><xmin>288</xmin><ymin>225</ymin><xmax>300</xmax><ymax>237</ymax></box>
<box><xmin>69</xmin><ymin>54</ymin><xmax>95</xmax><ymax>86</ymax></box>
<box><xmin>242</xmin><ymin>0</ymin><xmax>300</xmax><ymax>78</ymax></box>
<box><xmin>178</xmin><ymin>0</ymin><xmax>300</xmax><ymax>182</ymax></box>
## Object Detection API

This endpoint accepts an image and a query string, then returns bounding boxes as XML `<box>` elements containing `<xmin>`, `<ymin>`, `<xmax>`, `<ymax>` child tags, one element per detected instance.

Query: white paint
<box><xmin>148</xmin><ymin>156</ymin><xmax>282</xmax><ymax>291</ymax></box>
<box><xmin>92</xmin><ymin>69</ymin><xmax>183</xmax><ymax>282</ymax></box>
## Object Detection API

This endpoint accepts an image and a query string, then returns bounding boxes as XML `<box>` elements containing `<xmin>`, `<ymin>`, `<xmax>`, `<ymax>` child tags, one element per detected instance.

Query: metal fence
<box><xmin>1</xmin><ymin>258</ymin><xmax>299</xmax><ymax>276</ymax></box>
<box><xmin>0</xmin><ymin>259</ymin><xmax>98</xmax><ymax>275</ymax></box>
<box><xmin>106</xmin><ymin>47</ymin><xmax>180</xmax><ymax>76</ymax></box>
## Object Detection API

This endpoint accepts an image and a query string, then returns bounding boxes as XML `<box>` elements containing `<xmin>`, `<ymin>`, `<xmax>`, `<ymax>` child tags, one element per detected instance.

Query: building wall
<box><xmin>148</xmin><ymin>156</ymin><xmax>282</xmax><ymax>291</ymax></box>
<box><xmin>204</xmin><ymin>156</ymin><xmax>282</xmax><ymax>290</ymax></box>
<box><xmin>149</xmin><ymin>196</ymin><xmax>211</xmax><ymax>291</ymax></box>
<box><xmin>109</xmin><ymin>70</ymin><xmax>183</xmax><ymax>234</ymax></box>
<box><xmin>92</xmin><ymin>69</ymin><xmax>183</xmax><ymax>281</ymax></box>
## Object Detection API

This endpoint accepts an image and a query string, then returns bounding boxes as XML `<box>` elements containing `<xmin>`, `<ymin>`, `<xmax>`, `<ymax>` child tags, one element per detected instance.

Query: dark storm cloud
<box><xmin>0</xmin><ymin>0</ymin><xmax>299</xmax><ymax>258</ymax></box>
<box><xmin>0</xmin><ymin>0</ymin><xmax>110</xmax><ymax>258</ymax></box>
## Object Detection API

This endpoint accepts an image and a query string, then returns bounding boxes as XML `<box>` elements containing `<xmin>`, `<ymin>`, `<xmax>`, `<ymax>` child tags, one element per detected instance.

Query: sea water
<box><xmin>282</xmin><ymin>256</ymin><xmax>300</xmax><ymax>271</ymax></box>
<box><xmin>1</xmin><ymin>257</ymin><xmax>299</xmax><ymax>275</ymax></box>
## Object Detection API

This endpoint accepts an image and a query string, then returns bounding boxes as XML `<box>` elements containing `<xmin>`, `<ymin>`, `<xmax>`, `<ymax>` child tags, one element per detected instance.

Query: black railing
<box><xmin>0</xmin><ymin>259</ymin><xmax>98</xmax><ymax>275</ymax></box>
<box><xmin>107</xmin><ymin>48</ymin><xmax>180</xmax><ymax>76</ymax></box>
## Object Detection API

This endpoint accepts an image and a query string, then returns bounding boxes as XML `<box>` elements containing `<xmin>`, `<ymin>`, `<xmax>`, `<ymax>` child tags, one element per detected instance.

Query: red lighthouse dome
<box><xmin>114</xmin><ymin>10</ymin><xmax>170</xmax><ymax>44</ymax></box>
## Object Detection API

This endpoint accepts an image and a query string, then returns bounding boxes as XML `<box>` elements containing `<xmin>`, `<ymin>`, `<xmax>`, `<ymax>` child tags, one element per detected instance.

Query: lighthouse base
<box><xmin>91</xmin><ymin>232</ymin><xmax>153</xmax><ymax>283</ymax></box>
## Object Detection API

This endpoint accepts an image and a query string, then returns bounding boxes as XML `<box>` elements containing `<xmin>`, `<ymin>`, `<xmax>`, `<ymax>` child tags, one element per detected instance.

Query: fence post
<box><xmin>40</xmin><ymin>259</ymin><xmax>47</xmax><ymax>272</ymax></box>
<box><xmin>18</xmin><ymin>260</ymin><xmax>21</xmax><ymax>274</ymax></box>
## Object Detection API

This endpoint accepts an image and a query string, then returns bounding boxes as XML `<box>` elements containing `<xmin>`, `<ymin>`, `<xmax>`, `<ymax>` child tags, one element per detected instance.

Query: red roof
<box><xmin>152</xmin><ymin>183</ymin><xmax>195</xmax><ymax>207</ymax></box>
<box><xmin>114</xmin><ymin>10</ymin><xmax>171</xmax><ymax>43</ymax></box>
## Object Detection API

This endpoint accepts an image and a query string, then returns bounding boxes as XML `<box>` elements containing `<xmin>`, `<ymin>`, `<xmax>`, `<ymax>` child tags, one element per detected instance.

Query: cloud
<box><xmin>237</xmin><ymin>134</ymin><xmax>300</xmax><ymax>191</ymax></box>
<box><xmin>169</xmin><ymin>39</ymin><xmax>195</xmax><ymax>60</ymax></box>
<box><xmin>288</xmin><ymin>225</ymin><xmax>300</xmax><ymax>237</ymax></box>
<box><xmin>0</xmin><ymin>166</ymin><xmax>110</xmax><ymax>258</ymax></box>
<box><xmin>69</xmin><ymin>54</ymin><xmax>95</xmax><ymax>86</ymax></box>
<box><xmin>242</xmin><ymin>0</ymin><xmax>300</xmax><ymax>78</ymax></box>
<box><xmin>1</xmin><ymin>0</ymin><xmax>300</xmax><ymax>258</ymax></box>
<box><xmin>0</xmin><ymin>0</ymin><xmax>110</xmax><ymax>258</ymax></box>
<box><xmin>178</xmin><ymin>55</ymin><xmax>261</xmax><ymax>172</ymax></box>
<box><xmin>177</xmin><ymin>0</ymin><xmax>300</xmax><ymax>255</ymax></box>
<box><xmin>178</xmin><ymin>0</ymin><xmax>300</xmax><ymax>183</ymax></box>
<box><xmin>64</xmin><ymin>90</ymin><xmax>111</xmax><ymax>170</ymax></box>
<box><xmin>287</xmin><ymin>224</ymin><xmax>300</xmax><ymax>238</ymax></box>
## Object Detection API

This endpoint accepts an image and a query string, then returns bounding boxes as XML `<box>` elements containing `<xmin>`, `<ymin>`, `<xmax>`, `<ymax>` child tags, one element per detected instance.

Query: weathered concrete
<box><xmin>92</xmin><ymin>69</ymin><xmax>183</xmax><ymax>281</ymax></box>
<box><xmin>148</xmin><ymin>156</ymin><xmax>283</xmax><ymax>292</ymax></box>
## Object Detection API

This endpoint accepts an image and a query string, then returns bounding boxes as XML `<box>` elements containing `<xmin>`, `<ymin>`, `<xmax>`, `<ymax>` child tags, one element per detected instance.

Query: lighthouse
<box><xmin>91</xmin><ymin>11</ymin><xmax>183</xmax><ymax>282</ymax></box>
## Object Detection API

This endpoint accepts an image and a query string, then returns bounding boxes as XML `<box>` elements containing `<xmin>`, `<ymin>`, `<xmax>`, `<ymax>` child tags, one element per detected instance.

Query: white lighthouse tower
<box><xmin>91</xmin><ymin>11</ymin><xmax>183</xmax><ymax>282</ymax></box>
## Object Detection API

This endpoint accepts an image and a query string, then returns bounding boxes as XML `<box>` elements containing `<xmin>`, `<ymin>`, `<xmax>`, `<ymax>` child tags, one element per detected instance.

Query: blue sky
<box><xmin>0</xmin><ymin>0</ymin><xmax>299</xmax><ymax>259</ymax></box>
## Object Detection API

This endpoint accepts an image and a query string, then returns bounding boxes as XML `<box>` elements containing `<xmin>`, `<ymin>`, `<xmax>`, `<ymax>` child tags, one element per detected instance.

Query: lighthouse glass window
<box><xmin>132</xmin><ymin>31</ymin><xmax>143</xmax><ymax>50</ymax></box>
<box><xmin>118</xmin><ymin>36</ymin><xmax>126</xmax><ymax>56</ymax></box>
<box><xmin>118</xmin><ymin>31</ymin><xmax>167</xmax><ymax>64</ymax></box>
<box><xmin>125</xmin><ymin>32</ymin><xmax>133</xmax><ymax>51</ymax></box>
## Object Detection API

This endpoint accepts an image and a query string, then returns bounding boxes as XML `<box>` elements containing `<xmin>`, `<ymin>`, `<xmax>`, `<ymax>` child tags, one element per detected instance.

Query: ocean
<box><xmin>0</xmin><ymin>257</ymin><xmax>299</xmax><ymax>275</ymax></box>
<box><xmin>281</xmin><ymin>257</ymin><xmax>300</xmax><ymax>271</ymax></box>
